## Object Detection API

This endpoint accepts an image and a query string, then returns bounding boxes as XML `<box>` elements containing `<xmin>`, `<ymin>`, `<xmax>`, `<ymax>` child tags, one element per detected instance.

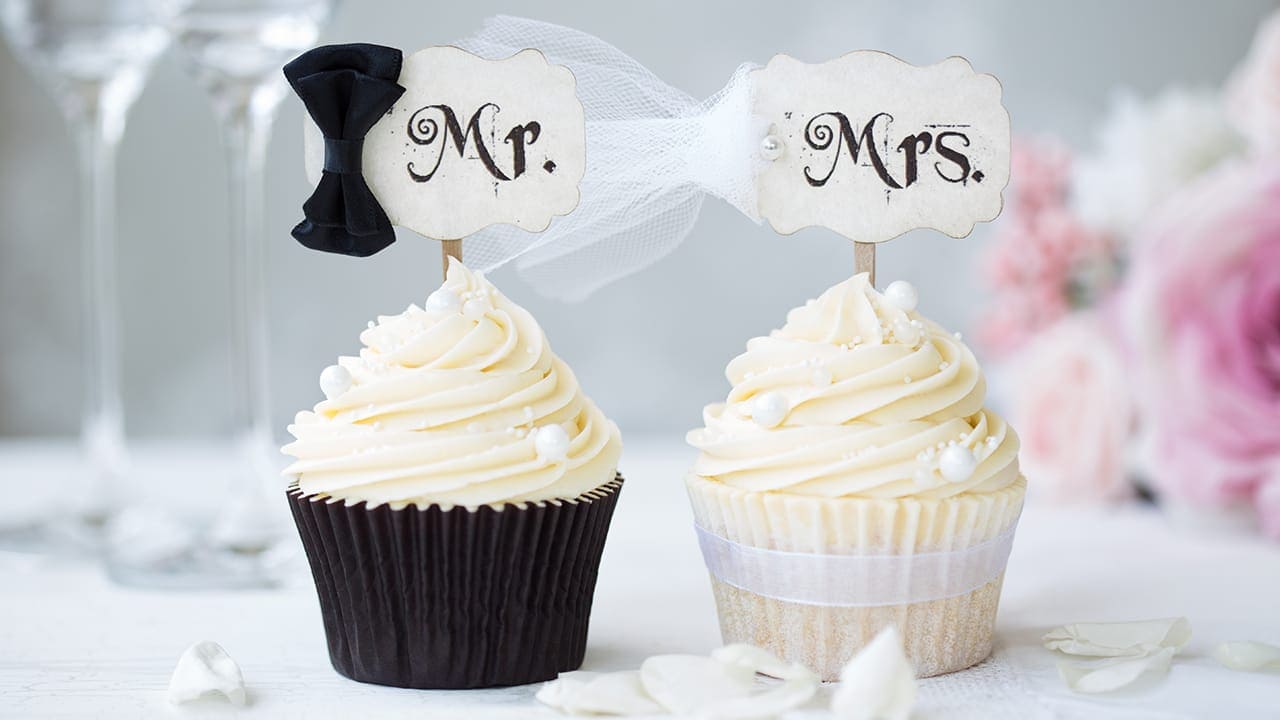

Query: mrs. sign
<box><xmin>754</xmin><ymin>52</ymin><xmax>1010</xmax><ymax>243</ymax></box>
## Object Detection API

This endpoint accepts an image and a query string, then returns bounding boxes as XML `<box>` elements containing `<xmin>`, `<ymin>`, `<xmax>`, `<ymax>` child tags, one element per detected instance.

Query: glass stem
<box><xmin>76</xmin><ymin>100</ymin><xmax>126</xmax><ymax>515</ymax></box>
<box><xmin>222</xmin><ymin>106</ymin><xmax>273</xmax><ymax>487</ymax></box>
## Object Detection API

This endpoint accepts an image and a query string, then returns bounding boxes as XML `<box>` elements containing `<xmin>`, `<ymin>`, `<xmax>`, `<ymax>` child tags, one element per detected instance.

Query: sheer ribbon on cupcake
<box><xmin>694</xmin><ymin>521</ymin><xmax>1020</xmax><ymax>607</ymax></box>
<box><xmin>457</xmin><ymin>16</ymin><xmax>766</xmax><ymax>301</ymax></box>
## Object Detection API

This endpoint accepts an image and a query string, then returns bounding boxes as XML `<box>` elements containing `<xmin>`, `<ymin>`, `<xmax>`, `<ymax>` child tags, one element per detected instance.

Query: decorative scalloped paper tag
<box><xmin>305</xmin><ymin>46</ymin><xmax>585</xmax><ymax>239</ymax></box>
<box><xmin>753</xmin><ymin>51</ymin><xmax>1010</xmax><ymax>242</ymax></box>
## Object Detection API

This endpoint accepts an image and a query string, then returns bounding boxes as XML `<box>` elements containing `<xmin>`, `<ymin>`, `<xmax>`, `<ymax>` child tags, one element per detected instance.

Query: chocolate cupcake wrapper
<box><xmin>288</xmin><ymin>475</ymin><xmax>623</xmax><ymax>689</ymax></box>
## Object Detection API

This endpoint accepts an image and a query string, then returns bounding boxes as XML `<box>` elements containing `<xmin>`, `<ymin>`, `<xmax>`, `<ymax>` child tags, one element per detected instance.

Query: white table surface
<box><xmin>2</xmin><ymin>437</ymin><xmax>1279</xmax><ymax>719</ymax></box>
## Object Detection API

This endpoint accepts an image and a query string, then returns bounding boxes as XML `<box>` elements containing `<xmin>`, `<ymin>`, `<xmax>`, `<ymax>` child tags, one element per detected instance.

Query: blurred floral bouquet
<box><xmin>980</xmin><ymin>11</ymin><xmax>1280</xmax><ymax>540</ymax></box>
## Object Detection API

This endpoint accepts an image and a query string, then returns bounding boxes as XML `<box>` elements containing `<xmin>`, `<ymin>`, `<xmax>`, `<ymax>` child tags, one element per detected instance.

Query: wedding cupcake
<box><xmin>283</xmin><ymin>258</ymin><xmax>623</xmax><ymax>689</ymax></box>
<box><xmin>686</xmin><ymin>273</ymin><xmax>1024</xmax><ymax>679</ymax></box>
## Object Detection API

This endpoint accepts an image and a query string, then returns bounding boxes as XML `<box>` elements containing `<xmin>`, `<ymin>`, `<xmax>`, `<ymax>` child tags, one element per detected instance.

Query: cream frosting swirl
<box><xmin>687</xmin><ymin>273</ymin><xmax>1020</xmax><ymax>499</ymax></box>
<box><xmin>283</xmin><ymin>259</ymin><xmax>622</xmax><ymax>509</ymax></box>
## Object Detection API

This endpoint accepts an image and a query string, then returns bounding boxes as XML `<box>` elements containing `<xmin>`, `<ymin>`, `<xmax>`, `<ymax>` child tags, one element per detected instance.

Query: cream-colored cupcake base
<box><xmin>687</xmin><ymin>476</ymin><xmax>1026</xmax><ymax>680</ymax></box>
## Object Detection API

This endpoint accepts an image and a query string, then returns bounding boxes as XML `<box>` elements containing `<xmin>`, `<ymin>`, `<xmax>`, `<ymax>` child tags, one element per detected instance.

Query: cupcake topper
<box><xmin>751</xmin><ymin>52</ymin><xmax>1010</xmax><ymax>286</ymax></box>
<box><xmin>286</xmin><ymin>42</ymin><xmax>586</xmax><ymax>279</ymax></box>
<box><xmin>445</xmin><ymin>17</ymin><xmax>1010</xmax><ymax>298</ymax></box>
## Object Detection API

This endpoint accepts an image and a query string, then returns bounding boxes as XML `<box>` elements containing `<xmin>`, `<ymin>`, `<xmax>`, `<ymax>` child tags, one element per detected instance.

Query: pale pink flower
<box><xmin>1227</xmin><ymin>8</ymin><xmax>1280</xmax><ymax>156</ymax></box>
<box><xmin>1125</xmin><ymin>160</ymin><xmax>1280</xmax><ymax>538</ymax></box>
<box><xmin>980</xmin><ymin>137</ymin><xmax>1112</xmax><ymax>356</ymax></box>
<box><xmin>1009</xmin><ymin>311</ymin><xmax>1134</xmax><ymax>504</ymax></box>
<box><xmin>1008</xmin><ymin>134</ymin><xmax>1072</xmax><ymax>217</ymax></box>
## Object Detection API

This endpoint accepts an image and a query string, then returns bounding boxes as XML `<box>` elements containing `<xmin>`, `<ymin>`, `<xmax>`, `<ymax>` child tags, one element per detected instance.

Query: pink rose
<box><xmin>1125</xmin><ymin>160</ymin><xmax>1280</xmax><ymax>538</ymax></box>
<box><xmin>1009</xmin><ymin>311</ymin><xmax>1134</xmax><ymax>503</ymax></box>
<box><xmin>1227</xmin><ymin>8</ymin><xmax>1280</xmax><ymax>156</ymax></box>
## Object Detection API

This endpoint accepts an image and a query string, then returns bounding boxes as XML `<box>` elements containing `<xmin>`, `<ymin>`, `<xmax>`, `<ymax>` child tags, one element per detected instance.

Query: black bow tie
<box><xmin>283</xmin><ymin>44</ymin><xmax>406</xmax><ymax>257</ymax></box>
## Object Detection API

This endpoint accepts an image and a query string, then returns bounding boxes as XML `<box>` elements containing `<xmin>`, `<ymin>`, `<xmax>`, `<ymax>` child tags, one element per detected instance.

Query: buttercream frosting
<box><xmin>283</xmin><ymin>259</ymin><xmax>622</xmax><ymax>508</ymax></box>
<box><xmin>687</xmin><ymin>273</ymin><xmax>1019</xmax><ymax>499</ymax></box>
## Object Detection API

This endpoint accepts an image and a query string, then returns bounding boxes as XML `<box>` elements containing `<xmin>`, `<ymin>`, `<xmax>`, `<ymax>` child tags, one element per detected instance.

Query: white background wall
<box><xmin>1</xmin><ymin>0</ymin><xmax>1274</xmax><ymax>441</ymax></box>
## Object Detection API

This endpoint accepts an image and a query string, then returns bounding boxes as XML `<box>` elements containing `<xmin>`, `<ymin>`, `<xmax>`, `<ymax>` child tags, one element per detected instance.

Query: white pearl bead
<box><xmin>892</xmin><ymin>319</ymin><xmax>920</xmax><ymax>346</ymax></box>
<box><xmin>534</xmin><ymin>424</ymin><xmax>571</xmax><ymax>462</ymax></box>
<box><xmin>884</xmin><ymin>280</ymin><xmax>919</xmax><ymax>312</ymax></box>
<box><xmin>425</xmin><ymin>288</ymin><xmax>461</xmax><ymax>314</ymax></box>
<box><xmin>938</xmin><ymin>445</ymin><xmax>978</xmax><ymax>482</ymax></box>
<box><xmin>462</xmin><ymin>298</ymin><xmax>489</xmax><ymax>320</ymax></box>
<box><xmin>751</xmin><ymin>391</ymin><xmax>790</xmax><ymax>428</ymax></box>
<box><xmin>759</xmin><ymin>134</ymin><xmax>784</xmax><ymax>161</ymax></box>
<box><xmin>319</xmin><ymin>365</ymin><xmax>353</xmax><ymax>401</ymax></box>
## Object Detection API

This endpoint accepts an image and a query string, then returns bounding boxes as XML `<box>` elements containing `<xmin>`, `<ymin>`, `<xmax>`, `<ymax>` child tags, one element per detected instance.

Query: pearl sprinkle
<box><xmin>534</xmin><ymin>424</ymin><xmax>571</xmax><ymax>462</ymax></box>
<box><xmin>938</xmin><ymin>445</ymin><xmax>979</xmax><ymax>482</ymax></box>
<box><xmin>884</xmin><ymin>280</ymin><xmax>919</xmax><ymax>311</ymax></box>
<box><xmin>759</xmin><ymin>134</ymin><xmax>784</xmax><ymax>161</ymax></box>
<box><xmin>892</xmin><ymin>319</ymin><xmax>921</xmax><ymax>346</ymax></box>
<box><xmin>319</xmin><ymin>365</ymin><xmax>353</xmax><ymax>401</ymax></box>
<box><xmin>751</xmin><ymin>392</ymin><xmax>790</xmax><ymax>428</ymax></box>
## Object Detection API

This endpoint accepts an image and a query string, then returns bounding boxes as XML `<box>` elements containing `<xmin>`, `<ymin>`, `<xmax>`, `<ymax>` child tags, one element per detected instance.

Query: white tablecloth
<box><xmin>2</xmin><ymin>437</ymin><xmax>1278</xmax><ymax>719</ymax></box>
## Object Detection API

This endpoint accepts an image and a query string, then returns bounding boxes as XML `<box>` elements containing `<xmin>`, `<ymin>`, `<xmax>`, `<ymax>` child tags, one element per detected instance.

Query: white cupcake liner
<box><xmin>686</xmin><ymin>476</ymin><xmax>1026</xmax><ymax>679</ymax></box>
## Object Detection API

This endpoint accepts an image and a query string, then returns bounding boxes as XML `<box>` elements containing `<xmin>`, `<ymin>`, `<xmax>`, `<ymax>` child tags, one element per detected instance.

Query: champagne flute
<box><xmin>104</xmin><ymin>0</ymin><xmax>333</xmax><ymax>587</ymax></box>
<box><xmin>0</xmin><ymin>0</ymin><xmax>173</xmax><ymax>551</ymax></box>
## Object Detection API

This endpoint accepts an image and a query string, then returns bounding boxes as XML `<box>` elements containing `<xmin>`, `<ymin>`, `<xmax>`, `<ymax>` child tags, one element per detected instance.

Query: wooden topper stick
<box><xmin>854</xmin><ymin>241</ymin><xmax>876</xmax><ymax>287</ymax></box>
<box><xmin>441</xmin><ymin>239</ymin><xmax>462</xmax><ymax>280</ymax></box>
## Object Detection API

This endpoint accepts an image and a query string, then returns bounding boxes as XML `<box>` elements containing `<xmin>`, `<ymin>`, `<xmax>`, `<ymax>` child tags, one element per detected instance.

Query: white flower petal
<box><xmin>535</xmin><ymin>672</ymin><xmax>596</xmax><ymax>712</ymax></box>
<box><xmin>640</xmin><ymin>654</ymin><xmax>757</xmax><ymax>715</ymax></box>
<box><xmin>167</xmin><ymin>641</ymin><xmax>246</xmax><ymax>706</ymax></box>
<box><xmin>1043</xmin><ymin>617</ymin><xmax>1191</xmax><ymax>657</ymax></box>
<box><xmin>712</xmin><ymin>644</ymin><xmax>817</xmax><ymax>682</ymax></box>
<box><xmin>1058</xmin><ymin>646</ymin><xmax>1176</xmax><ymax>694</ymax></box>
<box><xmin>536</xmin><ymin>670</ymin><xmax>666</xmax><ymax>716</ymax></box>
<box><xmin>831</xmin><ymin>627</ymin><xmax>917</xmax><ymax>720</ymax></box>
<box><xmin>704</xmin><ymin>645</ymin><xmax>818</xmax><ymax>719</ymax></box>
<box><xmin>1213</xmin><ymin>641</ymin><xmax>1280</xmax><ymax>672</ymax></box>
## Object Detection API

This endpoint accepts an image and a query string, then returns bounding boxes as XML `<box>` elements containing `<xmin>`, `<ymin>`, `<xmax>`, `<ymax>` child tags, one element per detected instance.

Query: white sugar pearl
<box><xmin>751</xmin><ymin>391</ymin><xmax>790</xmax><ymax>428</ymax></box>
<box><xmin>425</xmin><ymin>288</ymin><xmax>461</xmax><ymax>314</ymax></box>
<box><xmin>892</xmin><ymin>319</ymin><xmax>921</xmax><ymax>346</ymax></box>
<box><xmin>319</xmin><ymin>365</ymin><xmax>353</xmax><ymax>401</ymax></box>
<box><xmin>462</xmin><ymin>298</ymin><xmax>489</xmax><ymax>320</ymax></box>
<box><xmin>884</xmin><ymin>280</ymin><xmax>919</xmax><ymax>312</ymax></box>
<box><xmin>534</xmin><ymin>424</ymin><xmax>571</xmax><ymax>462</ymax></box>
<box><xmin>939</xmin><ymin>445</ymin><xmax>978</xmax><ymax>482</ymax></box>
<box><xmin>811</xmin><ymin>365</ymin><xmax>833</xmax><ymax>386</ymax></box>
<box><xmin>759</xmin><ymin>134</ymin><xmax>784</xmax><ymax>161</ymax></box>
